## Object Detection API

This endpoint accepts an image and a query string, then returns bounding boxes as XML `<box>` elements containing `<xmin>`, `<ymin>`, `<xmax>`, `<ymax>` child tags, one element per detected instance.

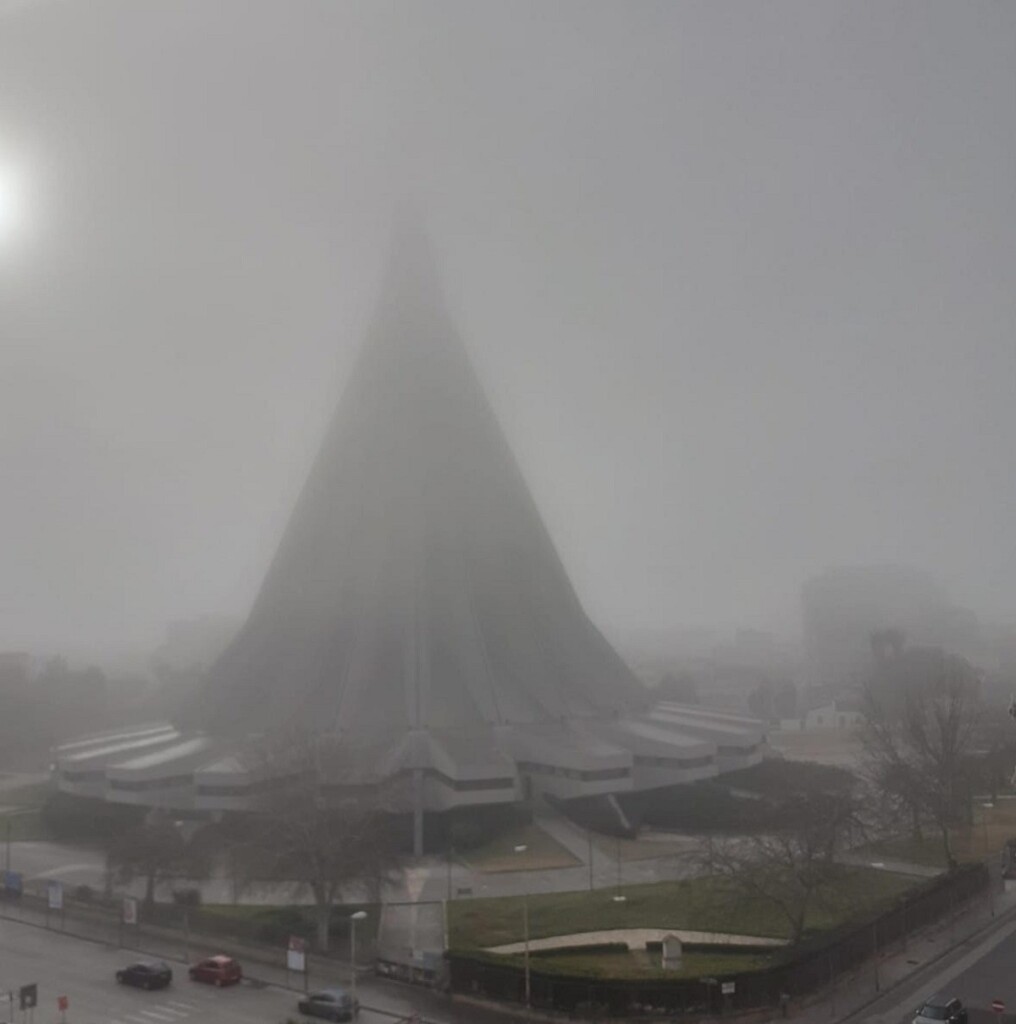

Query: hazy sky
<box><xmin>0</xmin><ymin>0</ymin><xmax>1013</xmax><ymax>659</ymax></box>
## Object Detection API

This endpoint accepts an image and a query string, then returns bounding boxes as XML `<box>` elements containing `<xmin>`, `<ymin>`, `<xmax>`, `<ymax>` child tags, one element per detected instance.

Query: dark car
<box><xmin>913</xmin><ymin>997</ymin><xmax>968</xmax><ymax>1024</ymax></box>
<box><xmin>297</xmin><ymin>986</ymin><xmax>359</xmax><ymax>1021</ymax></box>
<box><xmin>188</xmin><ymin>955</ymin><xmax>243</xmax><ymax>987</ymax></box>
<box><xmin>116</xmin><ymin>960</ymin><xmax>173</xmax><ymax>990</ymax></box>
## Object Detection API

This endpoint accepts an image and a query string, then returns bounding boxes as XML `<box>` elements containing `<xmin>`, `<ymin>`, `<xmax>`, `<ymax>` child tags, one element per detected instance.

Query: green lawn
<box><xmin>458</xmin><ymin>823</ymin><xmax>579</xmax><ymax>873</ymax></box>
<box><xmin>861</xmin><ymin>837</ymin><xmax>950</xmax><ymax>869</ymax></box>
<box><xmin>449</xmin><ymin>867</ymin><xmax>916</xmax><ymax>950</ymax></box>
<box><xmin>1</xmin><ymin>780</ymin><xmax>55</xmax><ymax>807</ymax></box>
<box><xmin>0</xmin><ymin>808</ymin><xmax>53</xmax><ymax>841</ymax></box>
<box><xmin>0</xmin><ymin>779</ymin><xmax>57</xmax><ymax>841</ymax></box>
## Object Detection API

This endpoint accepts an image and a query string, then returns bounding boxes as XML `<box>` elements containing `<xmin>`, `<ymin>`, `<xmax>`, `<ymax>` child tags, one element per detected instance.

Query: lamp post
<box><xmin>982</xmin><ymin>803</ymin><xmax>996</xmax><ymax>917</ymax></box>
<box><xmin>171</xmin><ymin>819</ymin><xmax>195</xmax><ymax>963</ymax></box>
<box><xmin>587</xmin><ymin>830</ymin><xmax>594</xmax><ymax>891</ymax></box>
<box><xmin>514</xmin><ymin>844</ymin><xmax>531</xmax><ymax>1008</ymax></box>
<box><xmin>349</xmin><ymin>910</ymin><xmax>367</xmax><ymax>1012</ymax></box>
<box><xmin>615</xmin><ymin>835</ymin><xmax>623</xmax><ymax>900</ymax></box>
<box><xmin>982</xmin><ymin>802</ymin><xmax>995</xmax><ymax>857</ymax></box>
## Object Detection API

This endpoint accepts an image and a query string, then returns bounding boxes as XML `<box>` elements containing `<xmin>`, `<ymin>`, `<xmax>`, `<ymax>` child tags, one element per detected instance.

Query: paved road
<box><xmin>902</xmin><ymin>927</ymin><xmax>1016</xmax><ymax>1023</ymax></box>
<box><xmin>0</xmin><ymin>914</ymin><xmax>530</xmax><ymax>1024</ymax></box>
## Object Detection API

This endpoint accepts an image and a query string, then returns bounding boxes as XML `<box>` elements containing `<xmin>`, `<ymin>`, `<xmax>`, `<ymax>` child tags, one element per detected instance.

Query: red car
<box><xmin>188</xmin><ymin>955</ymin><xmax>243</xmax><ymax>987</ymax></box>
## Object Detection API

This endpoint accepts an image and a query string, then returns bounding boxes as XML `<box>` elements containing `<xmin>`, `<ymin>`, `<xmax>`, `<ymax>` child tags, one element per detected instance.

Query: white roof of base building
<box><xmin>54</xmin><ymin>704</ymin><xmax>765</xmax><ymax>813</ymax></box>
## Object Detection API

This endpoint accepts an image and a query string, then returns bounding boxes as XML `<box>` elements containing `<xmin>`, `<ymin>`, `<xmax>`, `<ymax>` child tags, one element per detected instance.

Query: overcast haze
<box><xmin>0</xmin><ymin>0</ymin><xmax>1013</xmax><ymax>661</ymax></box>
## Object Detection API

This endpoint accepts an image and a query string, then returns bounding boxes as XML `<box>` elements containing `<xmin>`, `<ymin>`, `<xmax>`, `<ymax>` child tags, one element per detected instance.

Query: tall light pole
<box><xmin>616</xmin><ymin>835</ymin><xmax>623</xmax><ymax>900</ymax></box>
<box><xmin>982</xmin><ymin>802</ymin><xmax>996</xmax><ymax>917</ymax></box>
<box><xmin>982</xmin><ymin>802</ymin><xmax>995</xmax><ymax>857</ymax></box>
<box><xmin>587</xmin><ymin>830</ymin><xmax>594</xmax><ymax>891</ymax></box>
<box><xmin>514</xmin><ymin>844</ymin><xmax>531</xmax><ymax>1008</ymax></box>
<box><xmin>349</xmin><ymin>910</ymin><xmax>367</xmax><ymax>1012</ymax></box>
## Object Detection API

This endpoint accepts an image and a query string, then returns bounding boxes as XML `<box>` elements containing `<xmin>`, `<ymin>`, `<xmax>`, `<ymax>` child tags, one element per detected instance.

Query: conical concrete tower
<box><xmin>53</xmin><ymin>227</ymin><xmax>767</xmax><ymax>842</ymax></box>
<box><xmin>200</xmin><ymin>224</ymin><xmax>647</xmax><ymax>739</ymax></box>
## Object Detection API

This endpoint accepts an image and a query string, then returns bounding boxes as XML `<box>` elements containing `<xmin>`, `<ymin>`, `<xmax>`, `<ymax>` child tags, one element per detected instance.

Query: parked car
<box><xmin>297</xmin><ymin>986</ymin><xmax>360</xmax><ymax>1021</ymax></box>
<box><xmin>115</xmin><ymin>960</ymin><xmax>173</xmax><ymax>990</ymax></box>
<box><xmin>913</xmin><ymin>997</ymin><xmax>968</xmax><ymax>1024</ymax></box>
<box><xmin>188</xmin><ymin>955</ymin><xmax>243</xmax><ymax>987</ymax></box>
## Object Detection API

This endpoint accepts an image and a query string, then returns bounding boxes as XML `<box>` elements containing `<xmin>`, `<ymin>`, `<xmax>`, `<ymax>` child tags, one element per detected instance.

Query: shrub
<box><xmin>172</xmin><ymin>888</ymin><xmax>202</xmax><ymax>907</ymax></box>
<box><xmin>39</xmin><ymin>792</ymin><xmax>143</xmax><ymax>842</ymax></box>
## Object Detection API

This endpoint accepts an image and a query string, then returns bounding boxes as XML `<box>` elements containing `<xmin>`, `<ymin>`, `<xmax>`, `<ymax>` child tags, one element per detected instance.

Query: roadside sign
<box><xmin>287</xmin><ymin>935</ymin><xmax>306</xmax><ymax>973</ymax></box>
<box><xmin>122</xmin><ymin>895</ymin><xmax>138</xmax><ymax>925</ymax></box>
<box><xmin>992</xmin><ymin>1000</ymin><xmax>1005</xmax><ymax>1014</ymax></box>
<box><xmin>19</xmin><ymin>983</ymin><xmax>37</xmax><ymax>1010</ymax></box>
<box><xmin>57</xmin><ymin>994</ymin><xmax>68</xmax><ymax>1011</ymax></box>
<box><xmin>2</xmin><ymin>870</ymin><xmax>23</xmax><ymax>896</ymax></box>
<box><xmin>721</xmin><ymin>981</ymin><xmax>736</xmax><ymax>996</ymax></box>
<box><xmin>47</xmin><ymin>880</ymin><xmax>63</xmax><ymax>910</ymax></box>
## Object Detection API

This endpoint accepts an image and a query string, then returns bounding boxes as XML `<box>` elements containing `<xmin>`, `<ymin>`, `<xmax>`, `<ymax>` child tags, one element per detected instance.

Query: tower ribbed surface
<box><xmin>199</xmin><ymin>226</ymin><xmax>646</xmax><ymax>739</ymax></box>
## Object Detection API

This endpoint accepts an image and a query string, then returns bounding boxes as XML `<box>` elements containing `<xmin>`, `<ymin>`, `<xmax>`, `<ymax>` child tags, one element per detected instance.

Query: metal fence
<box><xmin>448</xmin><ymin>862</ymin><xmax>994</xmax><ymax>1018</ymax></box>
<box><xmin>0</xmin><ymin>877</ymin><xmax>382</xmax><ymax>989</ymax></box>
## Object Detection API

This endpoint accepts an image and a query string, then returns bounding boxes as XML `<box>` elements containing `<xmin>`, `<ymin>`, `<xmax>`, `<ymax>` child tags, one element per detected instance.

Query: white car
<box><xmin>913</xmin><ymin>996</ymin><xmax>968</xmax><ymax>1024</ymax></box>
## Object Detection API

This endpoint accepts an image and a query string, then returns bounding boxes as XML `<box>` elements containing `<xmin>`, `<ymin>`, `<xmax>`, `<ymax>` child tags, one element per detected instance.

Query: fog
<box><xmin>1</xmin><ymin>0</ymin><xmax>1013</xmax><ymax>666</ymax></box>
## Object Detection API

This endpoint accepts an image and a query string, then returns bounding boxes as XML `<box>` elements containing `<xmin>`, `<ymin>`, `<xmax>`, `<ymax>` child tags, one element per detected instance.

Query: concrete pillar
<box><xmin>412</xmin><ymin>768</ymin><xmax>424</xmax><ymax>857</ymax></box>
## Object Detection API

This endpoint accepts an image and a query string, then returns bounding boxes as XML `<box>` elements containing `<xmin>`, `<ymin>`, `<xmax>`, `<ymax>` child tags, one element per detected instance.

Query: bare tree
<box><xmin>106</xmin><ymin>818</ymin><xmax>211</xmax><ymax>906</ymax></box>
<box><xmin>234</xmin><ymin>729</ymin><xmax>406</xmax><ymax>951</ymax></box>
<box><xmin>860</xmin><ymin>645</ymin><xmax>981</xmax><ymax>869</ymax></box>
<box><xmin>692</xmin><ymin>793</ymin><xmax>860</xmax><ymax>945</ymax></box>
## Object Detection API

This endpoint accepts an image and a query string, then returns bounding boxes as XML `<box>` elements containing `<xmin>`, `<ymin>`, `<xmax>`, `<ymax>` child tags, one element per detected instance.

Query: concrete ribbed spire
<box><xmin>197</xmin><ymin>223</ymin><xmax>647</xmax><ymax>740</ymax></box>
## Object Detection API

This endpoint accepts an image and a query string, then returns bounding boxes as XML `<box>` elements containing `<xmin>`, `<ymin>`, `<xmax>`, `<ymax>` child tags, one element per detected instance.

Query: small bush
<box><xmin>40</xmin><ymin>792</ymin><xmax>144</xmax><ymax>842</ymax></box>
<box><xmin>254</xmin><ymin>906</ymin><xmax>313</xmax><ymax>946</ymax></box>
<box><xmin>172</xmin><ymin>888</ymin><xmax>202</xmax><ymax>907</ymax></box>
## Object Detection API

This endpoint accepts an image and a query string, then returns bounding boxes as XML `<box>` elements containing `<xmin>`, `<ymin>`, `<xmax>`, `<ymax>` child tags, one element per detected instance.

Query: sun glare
<box><xmin>0</xmin><ymin>162</ymin><xmax>26</xmax><ymax>244</ymax></box>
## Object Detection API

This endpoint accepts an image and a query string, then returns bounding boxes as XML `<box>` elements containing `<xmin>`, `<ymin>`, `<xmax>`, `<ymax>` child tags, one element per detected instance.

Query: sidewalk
<box><xmin>788</xmin><ymin>878</ymin><xmax>1015</xmax><ymax>1024</ymax></box>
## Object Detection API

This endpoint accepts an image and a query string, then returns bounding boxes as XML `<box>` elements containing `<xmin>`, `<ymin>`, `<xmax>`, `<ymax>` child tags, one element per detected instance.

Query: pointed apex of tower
<box><xmin>376</xmin><ymin>206</ymin><xmax>447</xmax><ymax>325</ymax></box>
<box><xmin>198</xmin><ymin>225</ymin><xmax>646</xmax><ymax>738</ymax></box>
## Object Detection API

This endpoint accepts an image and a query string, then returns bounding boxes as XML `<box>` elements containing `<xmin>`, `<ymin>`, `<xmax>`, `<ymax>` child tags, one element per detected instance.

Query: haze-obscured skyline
<box><xmin>1</xmin><ymin>1</ymin><xmax>1013</xmax><ymax>658</ymax></box>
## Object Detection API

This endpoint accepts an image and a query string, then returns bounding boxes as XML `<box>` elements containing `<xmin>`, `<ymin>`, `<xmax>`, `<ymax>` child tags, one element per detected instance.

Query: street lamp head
<box><xmin>350</xmin><ymin>910</ymin><xmax>368</xmax><ymax>921</ymax></box>
<box><xmin>612</xmin><ymin>894</ymin><xmax>627</xmax><ymax>903</ymax></box>
<box><xmin>514</xmin><ymin>844</ymin><xmax>528</xmax><ymax>854</ymax></box>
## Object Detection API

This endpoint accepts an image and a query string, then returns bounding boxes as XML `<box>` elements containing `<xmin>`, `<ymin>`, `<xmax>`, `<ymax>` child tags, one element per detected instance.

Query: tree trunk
<box><xmin>315</xmin><ymin>899</ymin><xmax>332</xmax><ymax>952</ymax></box>
<box><xmin>941</xmin><ymin>824</ymin><xmax>956</xmax><ymax>871</ymax></box>
<box><xmin>910</xmin><ymin>805</ymin><xmax>923</xmax><ymax>842</ymax></box>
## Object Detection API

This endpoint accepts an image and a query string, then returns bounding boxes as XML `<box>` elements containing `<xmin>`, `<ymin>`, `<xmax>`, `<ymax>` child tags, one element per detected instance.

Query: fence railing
<box><xmin>447</xmin><ymin>862</ymin><xmax>994</xmax><ymax>1018</ymax></box>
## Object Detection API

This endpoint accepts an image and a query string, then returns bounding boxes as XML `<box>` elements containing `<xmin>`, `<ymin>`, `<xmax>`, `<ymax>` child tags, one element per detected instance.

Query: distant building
<box><xmin>778</xmin><ymin>695</ymin><xmax>862</xmax><ymax>733</ymax></box>
<box><xmin>802</xmin><ymin>565</ymin><xmax>982</xmax><ymax>685</ymax></box>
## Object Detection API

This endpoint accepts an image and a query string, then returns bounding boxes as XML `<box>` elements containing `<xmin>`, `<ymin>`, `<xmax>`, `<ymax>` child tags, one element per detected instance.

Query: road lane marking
<box><xmin>151</xmin><ymin>1008</ymin><xmax>189</xmax><ymax>1018</ymax></box>
<box><xmin>165</xmin><ymin>1002</ymin><xmax>195</xmax><ymax>1010</ymax></box>
<box><xmin>137</xmin><ymin>1011</ymin><xmax>177</xmax><ymax>1021</ymax></box>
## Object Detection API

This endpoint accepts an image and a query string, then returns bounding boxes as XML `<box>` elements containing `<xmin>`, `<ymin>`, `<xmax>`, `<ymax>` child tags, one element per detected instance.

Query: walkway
<box><xmin>487</xmin><ymin>927</ymin><xmax>787</xmax><ymax>955</ymax></box>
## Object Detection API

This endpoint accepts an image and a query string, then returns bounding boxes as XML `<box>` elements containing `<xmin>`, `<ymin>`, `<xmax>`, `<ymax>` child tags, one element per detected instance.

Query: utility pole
<box><xmin>514</xmin><ymin>844</ymin><xmax>531</xmax><ymax>1008</ymax></box>
<box><xmin>587</xmin><ymin>830</ymin><xmax>593</xmax><ymax>891</ymax></box>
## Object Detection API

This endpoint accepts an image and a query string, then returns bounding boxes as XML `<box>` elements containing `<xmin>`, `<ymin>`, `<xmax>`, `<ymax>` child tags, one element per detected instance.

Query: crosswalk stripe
<box><xmin>151</xmin><ymin>1009</ymin><xmax>189</xmax><ymax>1019</ymax></box>
<box><xmin>138</xmin><ymin>1012</ymin><xmax>177</xmax><ymax>1021</ymax></box>
<box><xmin>165</xmin><ymin>1002</ymin><xmax>195</xmax><ymax>1010</ymax></box>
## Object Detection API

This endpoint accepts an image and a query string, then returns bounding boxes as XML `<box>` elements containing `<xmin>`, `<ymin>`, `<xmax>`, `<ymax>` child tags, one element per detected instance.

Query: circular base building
<box><xmin>55</xmin><ymin>226</ymin><xmax>765</xmax><ymax>851</ymax></box>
